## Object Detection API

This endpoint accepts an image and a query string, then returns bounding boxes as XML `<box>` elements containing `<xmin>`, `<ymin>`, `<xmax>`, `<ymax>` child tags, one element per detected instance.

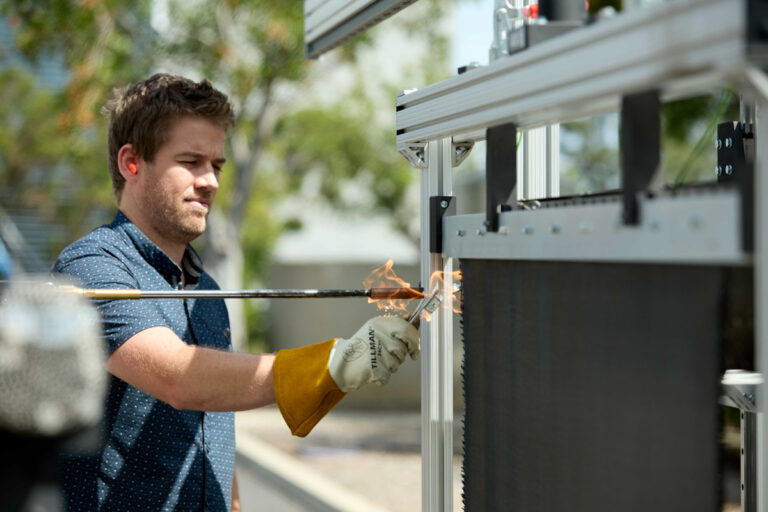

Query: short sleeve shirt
<box><xmin>52</xmin><ymin>211</ymin><xmax>235</xmax><ymax>512</ymax></box>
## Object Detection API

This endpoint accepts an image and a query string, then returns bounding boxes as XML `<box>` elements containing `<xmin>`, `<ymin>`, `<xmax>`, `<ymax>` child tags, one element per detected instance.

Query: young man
<box><xmin>52</xmin><ymin>73</ymin><xmax>419</xmax><ymax>512</ymax></box>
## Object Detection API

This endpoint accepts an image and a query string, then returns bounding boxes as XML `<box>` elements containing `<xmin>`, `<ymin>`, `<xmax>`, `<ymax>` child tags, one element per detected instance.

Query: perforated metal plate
<box><xmin>461</xmin><ymin>260</ymin><xmax>723</xmax><ymax>511</ymax></box>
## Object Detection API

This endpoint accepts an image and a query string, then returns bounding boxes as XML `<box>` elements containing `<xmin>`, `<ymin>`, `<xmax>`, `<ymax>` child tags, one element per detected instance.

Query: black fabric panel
<box><xmin>461</xmin><ymin>260</ymin><xmax>723</xmax><ymax>512</ymax></box>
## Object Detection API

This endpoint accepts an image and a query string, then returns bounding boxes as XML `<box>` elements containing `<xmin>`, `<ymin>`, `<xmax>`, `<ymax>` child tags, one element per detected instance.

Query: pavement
<box><xmin>234</xmin><ymin>406</ymin><xmax>464</xmax><ymax>512</ymax></box>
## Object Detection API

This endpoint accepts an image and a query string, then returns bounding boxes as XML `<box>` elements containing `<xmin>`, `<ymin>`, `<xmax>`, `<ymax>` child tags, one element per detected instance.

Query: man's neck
<box><xmin>118</xmin><ymin>204</ymin><xmax>186</xmax><ymax>266</ymax></box>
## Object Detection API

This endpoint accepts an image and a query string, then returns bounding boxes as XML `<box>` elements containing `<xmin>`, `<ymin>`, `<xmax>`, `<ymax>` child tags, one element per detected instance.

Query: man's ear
<box><xmin>117</xmin><ymin>144</ymin><xmax>141</xmax><ymax>180</ymax></box>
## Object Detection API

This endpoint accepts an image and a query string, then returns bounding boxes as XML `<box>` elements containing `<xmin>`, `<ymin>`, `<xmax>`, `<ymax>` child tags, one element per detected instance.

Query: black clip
<box><xmin>620</xmin><ymin>90</ymin><xmax>661</xmax><ymax>225</ymax></box>
<box><xmin>485</xmin><ymin>123</ymin><xmax>518</xmax><ymax>232</ymax></box>
<box><xmin>717</xmin><ymin>121</ymin><xmax>754</xmax><ymax>252</ymax></box>
<box><xmin>430</xmin><ymin>196</ymin><xmax>456</xmax><ymax>253</ymax></box>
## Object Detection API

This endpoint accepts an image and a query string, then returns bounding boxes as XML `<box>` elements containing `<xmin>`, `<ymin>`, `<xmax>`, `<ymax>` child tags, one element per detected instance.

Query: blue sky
<box><xmin>451</xmin><ymin>0</ymin><xmax>495</xmax><ymax>70</ymax></box>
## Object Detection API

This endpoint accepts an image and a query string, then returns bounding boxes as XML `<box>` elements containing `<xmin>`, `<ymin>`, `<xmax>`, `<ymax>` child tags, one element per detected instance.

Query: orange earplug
<box><xmin>127</xmin><ymin>163</ymin><xmax>138</xmax><ymax>175</ymax></box>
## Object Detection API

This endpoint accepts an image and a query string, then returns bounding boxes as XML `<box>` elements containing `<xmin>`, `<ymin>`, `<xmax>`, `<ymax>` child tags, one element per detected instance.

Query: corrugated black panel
<box><xmin>461</xmin><ymin>260</ymin><xmax>723</xmax><ymax>512</ymax></box>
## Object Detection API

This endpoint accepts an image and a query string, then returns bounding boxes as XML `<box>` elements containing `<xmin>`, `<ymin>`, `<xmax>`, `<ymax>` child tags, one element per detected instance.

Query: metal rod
<box><xmin>58</xmin><ymin>286</ymin><xmax>424</xmax><ymax>301</ymax></box>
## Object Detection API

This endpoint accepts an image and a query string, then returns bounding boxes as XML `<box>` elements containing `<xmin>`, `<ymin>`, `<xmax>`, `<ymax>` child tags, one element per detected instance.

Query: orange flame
<box><xmin>363</xmin><ymin>260</ymin><xmax>462</xmax><ymax>322</ymax></box>
<box><xmin>422</xmin><ymin>268</ymin><xmax>462</xmax><ymax>322</ymax></box>
<box><xmin>363</xmin><ymin>259</ymin><xmax>420</xmax><ymax>314</ymax></box>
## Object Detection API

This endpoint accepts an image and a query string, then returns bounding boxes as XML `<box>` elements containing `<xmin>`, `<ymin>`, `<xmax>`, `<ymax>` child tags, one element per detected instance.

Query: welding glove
<box><xmin>328</xmin><ymin>316</ymin><xmax>420</xmax><ymax>391</ymax></box>
<box><xmin>272</xmin><ymin>316</ymin><xmax>419</xmax><ymax>437</ymax></box>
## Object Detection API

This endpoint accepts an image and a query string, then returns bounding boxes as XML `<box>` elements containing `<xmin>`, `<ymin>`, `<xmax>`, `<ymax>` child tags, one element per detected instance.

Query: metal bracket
<box><xmin>620</xmin><ymin>90</ymin><xmax>661</xmax><ymax>225</ymax></box>
<box><xmin>429</xmin><ymin>196</ymin><xmax>456</xmax><ymax>253</ymax></box>
<box><xmin>722</xmin><ymin>369</ymin><xmax>761</xmax><ymax>413</ymax></box>
<box><xmin>399</xmin><ymin>143</ymin><xmax>427</xmax><ymax>169</ymax></box>
<box><xmin>453</xmin><ymin>141</ymin><xmax>475</xmax><ymax>167</ymax></box>
<box><xmin>721</xmin><ymin>370</ymin><xmax>762</xmax><ymax>512</ymax></box>
<box><xmin>507</xmin><ymin>22</ymin><xmax>583</xmax><ymax>55</ymax></box>
<box><xmin>717</xmin><ymin>122</ymin><xmax>753</xmax><ymax>183</ymax></box>
<box><xmin>717</xmin><ymin>121</ymin><xmax>755</xmax><ymax>251</ymax></box>
<box><xmin>485</xmin><ymin>122</ymin><xmax>518</xmax><ymax>232</ymax></box>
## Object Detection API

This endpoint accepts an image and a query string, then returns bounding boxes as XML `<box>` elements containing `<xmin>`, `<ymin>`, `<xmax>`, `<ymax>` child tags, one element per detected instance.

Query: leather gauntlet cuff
<box><xmin>273</xmin><ymin>339</ymin><xmax>347</xmax><ymax>437</ymax></box>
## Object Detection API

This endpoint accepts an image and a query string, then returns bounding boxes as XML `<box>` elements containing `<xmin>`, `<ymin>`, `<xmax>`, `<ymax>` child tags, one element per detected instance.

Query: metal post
<box><xmin>522</xmin><ymin>125</ymin><xmax>560</xmax><ymax>200</ymax></box>
<box><xmin>526</xmin><ymin>127</ymin><xmax>546</xmax><ymax>198</ymax></box>
<box><xmin>546</xmin><ymin>123</ymin><xmax>560</xmax><ymax>197</ymax></box>
<box><xmin>421</xmin><ymin>138</ymin><xmax>454</xmax><ymax>512</ymax></box>
<box><xmin>751</xmin><ymin>68</ymin><xmax>768</xmax><ymax>512</ymax></box>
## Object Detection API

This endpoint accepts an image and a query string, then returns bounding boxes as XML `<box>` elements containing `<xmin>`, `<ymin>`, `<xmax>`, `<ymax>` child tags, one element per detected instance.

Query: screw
<box><xmin>457</xmin><ymin>229</ymin><xmax>466</xmax><ymax>237</ymax></box>
<box><xmin>440</xmin><ymin>200</ymin><xmax>448</xmax><ymax>208</ymax></box>
<box><xmin>550</xmin><ymin>224</ymin><xmax>561</xmax><ymax>234</ymax></box>
<box><xmin>716</xmin><ymin>165</ymin><xmax>722</xmax><ymax>176</ymax></box>
<box><xmin>725</xmin><ymin>137</ymin><xmax>733</xmax><ymax>148</ymax></box>
<box><xmin>578</xmin><ymin>222</ymin><xmax>592</xmax><ymax>234</ymax></box>
<box><xmin>499</xmin><ymin>226</ymin><xmax>509</xmax><ymax>235</ymax></box>
<box><xmin>716</xmin><ymin>139</ymin><xmax>722</xmax><ymax>150</ymax></box>
<box><xmin>477</xmin><ymin>229</ymin><xmax>486</xmax><ymax>236</ymax></box>
<box><xmin>522</xmin><ymin>225</ymin><xmax>534</xmax><ymax>235</ymax></box>
<box><xmin>725</xmin><ymin>165</ymin><xmax>733</xmax><ymax>175</ymax></box>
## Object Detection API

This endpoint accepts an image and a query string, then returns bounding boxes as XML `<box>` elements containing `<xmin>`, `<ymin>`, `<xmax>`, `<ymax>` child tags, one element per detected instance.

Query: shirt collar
<box><xmin>111</xmin><ymin>210</ymin><xmax>202</xmax><ymax>289</ymax></box>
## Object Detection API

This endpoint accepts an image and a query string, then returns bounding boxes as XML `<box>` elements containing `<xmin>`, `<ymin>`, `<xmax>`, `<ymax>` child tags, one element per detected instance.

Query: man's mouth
<box><xmin>186</xmin><ymin>197</ymin><xmax>211</xmax><ymax>211</ymax></box>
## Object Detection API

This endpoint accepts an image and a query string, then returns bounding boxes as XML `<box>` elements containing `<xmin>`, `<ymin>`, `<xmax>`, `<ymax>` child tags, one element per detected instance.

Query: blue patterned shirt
<box><xmin>53</xmin><ymin>211</ymin><xmax>235</xmax><ymax>512</ymax></box>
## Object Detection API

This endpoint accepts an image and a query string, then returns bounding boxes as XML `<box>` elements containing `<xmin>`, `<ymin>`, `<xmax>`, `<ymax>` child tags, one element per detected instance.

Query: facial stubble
<box><xmin>142</xmin><ymin>172</ymin><xmax>211</xmax><ymax>245</ymax></box>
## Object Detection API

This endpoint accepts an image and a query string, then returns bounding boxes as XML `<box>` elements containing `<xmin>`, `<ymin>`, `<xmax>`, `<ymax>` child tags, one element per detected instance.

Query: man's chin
<box><xmin>175</xmin><ymin>220</ymin><xmax>207</xmax><ymax>243</ymax></box>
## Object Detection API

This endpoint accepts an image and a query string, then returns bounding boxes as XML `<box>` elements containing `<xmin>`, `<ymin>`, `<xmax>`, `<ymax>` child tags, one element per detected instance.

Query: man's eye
<box><xmin>179</xmin><ymin>160</ymin><xmax>197</xmax><ymax>165</ymax></box>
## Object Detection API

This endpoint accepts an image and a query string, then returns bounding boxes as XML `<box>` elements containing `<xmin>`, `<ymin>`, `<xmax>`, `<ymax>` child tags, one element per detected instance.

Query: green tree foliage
<box><xmin>1</xmin><ymin>1</ymin><xmax>154</xmax><ymax>246</ymax></box>
<box><xmin>560</xmin><ymin>92</ymin><xmax>740</xmax><ymax>196</ymax></box>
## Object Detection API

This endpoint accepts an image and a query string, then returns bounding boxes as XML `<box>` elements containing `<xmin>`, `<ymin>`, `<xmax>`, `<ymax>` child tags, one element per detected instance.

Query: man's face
<box><xmin>140</xmin><ymin>116</ymin><xmax>226</xmax><ymax>245</ymax></box>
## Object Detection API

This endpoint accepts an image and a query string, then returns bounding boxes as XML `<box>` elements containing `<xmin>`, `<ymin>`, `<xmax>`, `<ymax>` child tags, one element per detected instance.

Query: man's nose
<box><xmin>196</xmin><ymin>163</ymin><xmax>219</xmax><ymax>191</ymax></box>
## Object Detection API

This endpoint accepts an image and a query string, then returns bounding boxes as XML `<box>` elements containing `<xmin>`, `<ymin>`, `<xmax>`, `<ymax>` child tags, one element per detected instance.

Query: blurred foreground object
<box><xmin>0</xmin><ymin>277</ymin><xmax>106</xmax><ymax>512</ymax></box>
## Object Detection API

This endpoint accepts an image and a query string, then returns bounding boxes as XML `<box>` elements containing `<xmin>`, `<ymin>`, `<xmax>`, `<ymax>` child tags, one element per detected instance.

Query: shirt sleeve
<box><xmin>53</xmin><ymin>247</ymin><xmax>167</xmax><ymax>355</ymax></box>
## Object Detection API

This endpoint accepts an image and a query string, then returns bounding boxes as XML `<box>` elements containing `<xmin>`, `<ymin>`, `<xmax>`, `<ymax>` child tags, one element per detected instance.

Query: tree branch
<box><xmin>229</xmin><ymin>80</ymin><xmax>274</xmax><ymax>231</ymax></box>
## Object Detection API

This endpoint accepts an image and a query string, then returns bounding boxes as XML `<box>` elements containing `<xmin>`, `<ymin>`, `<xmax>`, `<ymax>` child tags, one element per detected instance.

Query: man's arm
<box><xmin>106</xmin><ymin>326</ymin><xmax>275</xmax><ymax>411</ymax></box>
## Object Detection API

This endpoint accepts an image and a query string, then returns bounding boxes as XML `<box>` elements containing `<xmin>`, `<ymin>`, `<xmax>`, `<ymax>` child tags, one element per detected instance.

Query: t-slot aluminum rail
<box><xmin>419</xmin><ymin>139</ymin><xmax>455</xmax><ymax>512</ymax></box>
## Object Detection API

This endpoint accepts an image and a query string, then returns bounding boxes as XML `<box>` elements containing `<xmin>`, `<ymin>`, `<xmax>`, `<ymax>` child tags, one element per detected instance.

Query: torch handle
<box><xmin>56</xmin><ymin>286</ymin><xmax>424</xmax><ymax>300</ymax></box>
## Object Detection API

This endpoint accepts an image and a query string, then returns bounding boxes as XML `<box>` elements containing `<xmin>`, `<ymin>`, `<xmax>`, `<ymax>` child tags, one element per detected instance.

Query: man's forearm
<box><xmin>106</xmin><ymin>326</ymin><xmax>276</xmax><ymax>412</ymax></box>
<box><xmin>170</xmin><ymin>346</ymin><xmax>276</xmax><ymax>411</ymax></box>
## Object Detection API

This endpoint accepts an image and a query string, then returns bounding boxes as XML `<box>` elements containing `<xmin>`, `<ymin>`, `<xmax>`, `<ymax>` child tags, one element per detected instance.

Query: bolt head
<box><xmin>716</xmin><ymin>139</ymin><xmax>722</xmax><ymax>150</ymax></box>
<box><xmin>550</xmin><ymin>224</ymin><xmax>561</xmax><ymax>234</ymax></box>
<box><xmin>522</xmin><ymin>225</ymin><xmax>534</xmax><ymax>235</ymax></box>
<box><xmin>725</xmin><ymin>164</ymin><xmax>733</xmax><ymax>175</ymax></box>
<box><xmin>457</xmin><ymin>228</ymin><xmax>466</xmax><ymax>237</ymax></box>
<box><xmin>725</xmin><ymin>137</ymin><xmax>733</xmax><ymax>148</ymax></box>
<box><xmin>716</xmin><ymin>165</ymin><xmax>722</xmax><ymax>176</ymax></box>
<box><xmin>440</xmin><ymin>200</ymin><xmax>448</xmax><ymax>208</ymax></box>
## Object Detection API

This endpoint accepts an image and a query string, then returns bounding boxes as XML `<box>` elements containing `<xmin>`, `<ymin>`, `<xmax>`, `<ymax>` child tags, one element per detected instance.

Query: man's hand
<box><xmin>328</xmin><ymin>316</ymin><xmax>420</xmax><ymax>392</ymax></box>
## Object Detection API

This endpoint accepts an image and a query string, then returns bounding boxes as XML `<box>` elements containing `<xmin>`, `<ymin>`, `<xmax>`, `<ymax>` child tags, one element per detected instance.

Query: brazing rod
<box><xmin>59</xmin><ymin>286</ymin><xmax>425</xmax><ymax>301</ymax></box>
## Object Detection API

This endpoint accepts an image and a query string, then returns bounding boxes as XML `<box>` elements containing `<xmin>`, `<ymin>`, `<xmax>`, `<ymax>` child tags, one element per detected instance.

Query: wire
<box><xmin>672</xmin><ymin>90</ymin><xmax>733</xmax><ymax>188</ymax></box>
